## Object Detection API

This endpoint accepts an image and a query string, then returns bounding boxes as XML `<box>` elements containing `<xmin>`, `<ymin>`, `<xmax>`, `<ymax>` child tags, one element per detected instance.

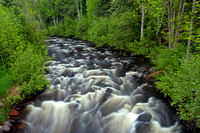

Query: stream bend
<box><xmin>24</xmin><ymin>37</ymin><xmax>181</xmax><ymax>133</ymax></box>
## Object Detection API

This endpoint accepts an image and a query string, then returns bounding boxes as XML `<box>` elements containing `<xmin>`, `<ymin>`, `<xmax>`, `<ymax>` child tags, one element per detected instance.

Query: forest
<box><xmin>0</xmin><ymin>0</ymin><xmax>200</xmax><ymax>130</ymax></box>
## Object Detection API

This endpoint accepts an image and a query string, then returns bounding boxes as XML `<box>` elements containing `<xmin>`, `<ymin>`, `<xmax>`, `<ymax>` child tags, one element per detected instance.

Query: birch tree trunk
<box><xmin>186</xmin><ymin>0</ymin><xmax>196</xmax><ymax>59</ymax></box>
<box><xmin>51</xmin><ymin>1</ymin><xmax>56</xmax><ymax>26</ymax></box>
<box><xmin>140</xmin><ymin>4</ymin><xmax>144</xmax><ymax>40</ymax></box>
<box><xmin>21</xmin><ymin>0</ymin><xmax>26</xmax><ymax>13</ymax></box>
<box><xmin>75</xmin><ymin>0</ymin><xmax>81</xmax><ymax>21</ymax></box>
<box><xmin>36</xmin><ymin>0</ymin><xmax>43</xmax><ymax>23</ymax></box>
<box><xmin>80</xmin><ymin>0</ymin><xmax>83</xmax><ymax>20</ymax></box>
<box><xmin>156</xmin><ymin>1</ymin><xmax>167</xmax><ymax>43</ymax></box>
<box><xmin>0</xmin><ymin>52</ymin><xmax>5</xmax><ymax>68</ymax></box>
<box><xmin>174</xmin><ymin>0</ymin><xmax>186</xmax><ymax>47</ymax></box>
<box><xmin>167</xmin><ymin>1</ymin><xmax>172</xmax><ymax>49</ymax></box>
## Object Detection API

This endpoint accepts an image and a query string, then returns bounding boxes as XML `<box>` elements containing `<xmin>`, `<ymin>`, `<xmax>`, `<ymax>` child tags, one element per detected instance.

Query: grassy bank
<box><xmin>0</xmin><ymin>3</ymin><xmax>50</xmax><ymax>124</ymax></box>
<box><xmin>0</xmin><ymin>70</ymin><xmax>13</xmax><ymax>99</ymax></box>
<box><xmin>0</xmin><ymin>70</ymin><xmax>13</xmax><ymax>123</ymax></box>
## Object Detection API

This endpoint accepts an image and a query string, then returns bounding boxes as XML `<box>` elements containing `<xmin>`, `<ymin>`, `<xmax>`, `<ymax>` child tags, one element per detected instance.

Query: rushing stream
<box><xmin>23</xmin><ymin>37</ymin><xmax>182</xmax><ymax>133</ymax></box>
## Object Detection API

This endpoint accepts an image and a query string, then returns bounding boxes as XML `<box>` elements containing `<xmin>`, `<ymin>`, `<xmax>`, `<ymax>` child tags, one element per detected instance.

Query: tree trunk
<box><xmin>21</xmin><ymin>0</ymin><xmax>26</xmax><ymax>13</ymax></box>
<box><xmin>156</xmin><ymin>1</ymin><xmax>167</xmax><ymax>43</ymax></box>
<box><xmin>140</xmin><ymin>4</ymin><xmax>144</xmax><ymax>40</ymax></box>
<box><xmin>75</xmin><ymin>0</ymin><xmax>81</xmax><ymax>21</ymax></box>
<box><xmin>174</xmin><ymin>0</ymin><xmax>186</xmax><ymax>47</ymax></box>
<box><xmin>167</xmin><ymin>1</ymin><xmax>172</xmax><ymax>49</ymax></box>
<box><xmin>50</xmin><ymin>1</ymin><xmax>56</xmax><ymax>27</ymax></box>
<box><xmin>36</xmin><ymin>0</ymin><xmax>43</xmax><ymax>23</ymax></box>
<box><xmin>80</xmin><ymin>0</ymin><xmax>83</xmax><ymax>20</ymax></box>
<box><xmin>144</xmin><ymin>70</ymin><xmax>165</xmax><ymax>80</ymax></box>
<box><xmin>186</xmin><ymin>0</ymin><xmax>196</xmax><ymax>59</ymax></box>
<box><xmin>171</xmin><ymin>0</ymin><xmax>176</xmax><ymax>47</ymax></box>
<box><xmin>0</xmin><ymin>52</ymin><xmax>5</xmax><ymax>68</ymax></box>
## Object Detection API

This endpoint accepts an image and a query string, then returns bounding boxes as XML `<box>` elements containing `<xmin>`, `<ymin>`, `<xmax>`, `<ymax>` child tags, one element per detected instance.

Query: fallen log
<box><xmin>144</xmin><ymin>70</ymin><xmax>165</xmax><ymax>80</ymax></box>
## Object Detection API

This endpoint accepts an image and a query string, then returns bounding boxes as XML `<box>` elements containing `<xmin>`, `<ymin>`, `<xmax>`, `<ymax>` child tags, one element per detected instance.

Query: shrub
<box><xmin>152</xmin><ymin>45</ymin><xmax>186</xmax><ymax>71</ymax></box>
<box><xmin>154</xmin><ymin>55</ymin><xmax>200</xmax><ymax>127</ymax></box>
<box><xmin>0</xmin><ymin>107</ymin><xmax>9</xmax><ymax>124</ymax></box>
<box><xmin>87</xmin><ymin>17</ymin><xmax>109</xmax><ymax>46</ymax></box>
<box><xmin>63</xmin><ymin>16</ymin><xmax>76</xmax><ymax>37</ymax></box>
<box><xmin>75</xmin><ymin>17</ymin><xmax>89</xmax><ymax>39</ymax></box>
<box><xmin>0</xmin><ymin>70</ymin><xmax>13</xmax><ymax>98</ymax></box>
<box><xmin>11</xmin><ymin>45</ymin><xmax>47</xmax><ymax>83</ymax></box>
<box><xmin>106</xmin><ymin>12</ymin><xmax>139</xmax><ymax>50</ymax></box>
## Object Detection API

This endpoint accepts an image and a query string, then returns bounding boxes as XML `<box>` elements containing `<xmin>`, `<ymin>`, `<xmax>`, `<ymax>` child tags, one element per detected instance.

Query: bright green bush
<box><xmin>106</xmin><ymin>12</ymin><xmax>139</xmax><ymax>50</ymax></box>
<box><xmin>127</xmin><ymin>39</ymin><xmax>159</xmax><ymax>55</ymax></box>
<box><xmin>63</xmin><ymin>16</ymin><xmax>76</xmax><ymax>37</ymax></box>
<box><xmin>154</xmin><ymin>55</ymin><xmax>200</xmax><ymax>127</ymax></box>
<box><xmin>152</xmin><ymin>45</ymin><xmax>187</xmax><ymax>71</ymax></box>
<box><xmin>0</xmin><ymin>4</ymin><xmax>24</xmax><ymax>67</ymax></box>
<box><xmin>48</xmin><ymin>25</ymin><xmax>63</xmax><ymax>36</ymax></box>
<box><xmin>87</xmin><ymin>12</ymin><xmax>140</xmax><ymax>50</ymax></box>
<box><xmin>11</xmin><ymin>45</ymin><xmax>47</xmax><ymax>83</ymax></box>
<box><xmin>0</xmin><ymin>4</ymin><xmax>49</xmax><ymax>109</ymax></box>
<box><xmin>87</xmin><ymin>17</ymin><xmax>109</xmax><ymax>46</ymax></box>
<box><xmin>75</xmin><ymin>17</ymin><xmax>89</xmax><ymax>40</ymax></box>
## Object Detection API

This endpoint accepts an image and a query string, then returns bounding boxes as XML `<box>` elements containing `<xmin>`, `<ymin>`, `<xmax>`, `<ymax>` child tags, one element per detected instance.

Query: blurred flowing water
<box><xmin>24</xmin><ymin>37</ymin><xmax>181</xmax><ymax>133</ymax></box>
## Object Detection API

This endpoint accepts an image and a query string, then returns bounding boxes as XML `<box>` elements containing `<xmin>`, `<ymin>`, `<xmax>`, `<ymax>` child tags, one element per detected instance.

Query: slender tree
<box><xmin>186</xmin><ymin>0</ymin><xmax>196</xmax><ymax>59</ymax></box>
<box><xmin>174</xmin><ymin>0</ymin><xmax>186</xmax><ymax>47</ymax></box>
<box><xmin>140</xmin><ymin>3</ymin><xmax>144</xmax><ymax>40</ymax></box>
<box><xmin>75</xmin><ymin>0</ymin><xmax>81</xmax><ymax>20</ymax></box>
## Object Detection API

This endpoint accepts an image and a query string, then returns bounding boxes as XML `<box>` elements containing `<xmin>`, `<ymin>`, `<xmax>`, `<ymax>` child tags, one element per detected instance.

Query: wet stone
<box><xmin>137</xmin><ymin>112</ymin><xmax>152</xmax><ymax>122</ymax></box>
<box><xmin>0</xmin><ymin>126</ymin><xmax>3</xmax><ymax>133</ymax></box>
<box><xmin>135</xmin><ymin>122</ymin><xmax>149</xmax><ymax>133</ymax></box>
<box><xmin>3</xmin><ymin>121</ymin><xmax>12</xmax><ymax>132</ymax></box>
<box><xmin>68</xmin><ymin>71</ymin><xmax>78</xmax><ymax>77</ymax></box>
<box><xmin>105</xmin><ymin>88</ymin><xmax>112</xmax><ymax>94</ymax></box>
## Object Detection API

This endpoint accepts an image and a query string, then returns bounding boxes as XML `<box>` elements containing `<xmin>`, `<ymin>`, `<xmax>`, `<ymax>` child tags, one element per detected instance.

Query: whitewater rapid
<box><xmin>24</xmin><ymin>37</ymin><xmax>181</xmax><ymax>133</ymax></box>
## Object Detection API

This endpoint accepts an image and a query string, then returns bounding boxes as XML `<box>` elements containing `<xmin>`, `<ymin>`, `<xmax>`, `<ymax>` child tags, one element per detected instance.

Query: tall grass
<box><xmin>0</xmin><ymin>69</ymin><xmax>14</xmax><ymax>98</ymax></box>
<box><xmin>0</xmin><ymin>107</ymin><xmax>9</xmax><ymax>124</ymax></box>
<box><xmin>0</xmin><ymin>69</ymin><xmax>13</xmax><ymax>124</ymax></box>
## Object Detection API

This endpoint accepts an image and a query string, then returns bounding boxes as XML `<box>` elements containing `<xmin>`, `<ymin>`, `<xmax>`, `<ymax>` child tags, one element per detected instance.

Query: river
<box><xmin>22</xmin><ymin>37</ymin><xmax>181</xmax><ymax>133</ymax></box>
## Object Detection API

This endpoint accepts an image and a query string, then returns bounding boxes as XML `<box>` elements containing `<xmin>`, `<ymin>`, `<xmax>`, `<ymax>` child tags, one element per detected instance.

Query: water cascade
<box><xmin>24</xmin><ymin>37</ymin><xmax>181</xmax><ymax>133</ymax></box>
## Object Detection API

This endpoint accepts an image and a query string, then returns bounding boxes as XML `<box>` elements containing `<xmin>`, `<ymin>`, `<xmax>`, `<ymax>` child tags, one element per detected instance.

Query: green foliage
<box><xmin>48</xmin><ymin>25</ymin><xmax>64</xmax><ymax>36</ymax></box>
<box><xmin>0</xmin><ymin>69</ymin><xmax>13</xmax><ymax>98</ymax></box>
<box><xmin>152</xmin><ymin>45</ymin><xmax>186</xmax><ymax>71</ymax></box>
<box><xmin>0</xmin><ymin>4</ymin><xmax>24</xmax><ymax>66</ymax></box>
<box><xmin>75</xmin><ymin>17</ymin><xmax>89</xmax><ymax>39</ymax></box>
<box><xmin>87</xmin><ymin>12</ymin><xmax>140</xmax><ymax>50</ymax></box>
<box><xmin>3</xmin><ymin>95</ymin><xmax>22</xmax><ymax>108</ymax></box>
<box><xmin>155</xmin><ymin>55</ymin><xmax>200</xmax><ymax>127</ymax></box>
<box><xmin>48</xmin><ymin>17</ymin><xmax>76</xmax><ymax>37</ymax></box>
<box><xmin>106</xmin><ymin>12</ymin><xmax>139</xmax><ymax>50</ymax></box>
<box><xmin>0</xmin><ymin>107</ymin><xmax>9</xmax><ymax>124</ymax></box>
<box><xmin>64</xmin><ymin>16</ymin><xmax>76</xmax><ymax>37</ymax></box>
<box><xmin>11</xmin><ymin>45</ymin><xmax>47</xmax><ymax>83</ymax></box>
<box><xmin>0</xmin><ymin>3</ymin><xmax>49</xmax><ymax>109</ymax></box>
<box><xmin>87</xmin><ymin>17</ymin><xmax>109</xmax><ymax>46</ymax></box>
<box><xmin>127</xmin><ymin>40</ymin><xmax>158</xmax><ymax>55</ymax></box>
<box><xmin>86</xmin><ymin>0</ymin><xmax>98</xmax><ymax>23</ymax></box>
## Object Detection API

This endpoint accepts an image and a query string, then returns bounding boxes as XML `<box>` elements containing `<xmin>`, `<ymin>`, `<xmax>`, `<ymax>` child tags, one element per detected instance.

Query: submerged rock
<box><xmin>137</xmin><ymin>112</ymin><xmax>152</xmax><ymax>123</ymax></box>
<box><xmin>0</xmin><ymin>126</ymin><xmax>3</xmax><ymax>133</ymax></box>
<box><xmin>3</xmin><ymin>121</ymin><xmax>12</xmax><ymax>132</ymax></box>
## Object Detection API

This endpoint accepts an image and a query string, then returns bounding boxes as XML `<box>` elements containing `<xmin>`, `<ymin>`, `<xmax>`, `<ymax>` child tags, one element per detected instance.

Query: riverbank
<box><xmin>0</xmin><ymin>37</ymin><xmax>198</xmax><ymax>133</ymax></box>
<box><xmin>6</xmin><ymin>37</ymin><xmax>194</xmax><ymax>133</ymax></box>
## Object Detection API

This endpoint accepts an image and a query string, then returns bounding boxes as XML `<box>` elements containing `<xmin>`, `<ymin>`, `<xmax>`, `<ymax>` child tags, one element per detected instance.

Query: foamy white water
<box><xmin>24</xmin><ymin>37</ymin><xmax>182</xmax><ymax>133</ymax></box>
